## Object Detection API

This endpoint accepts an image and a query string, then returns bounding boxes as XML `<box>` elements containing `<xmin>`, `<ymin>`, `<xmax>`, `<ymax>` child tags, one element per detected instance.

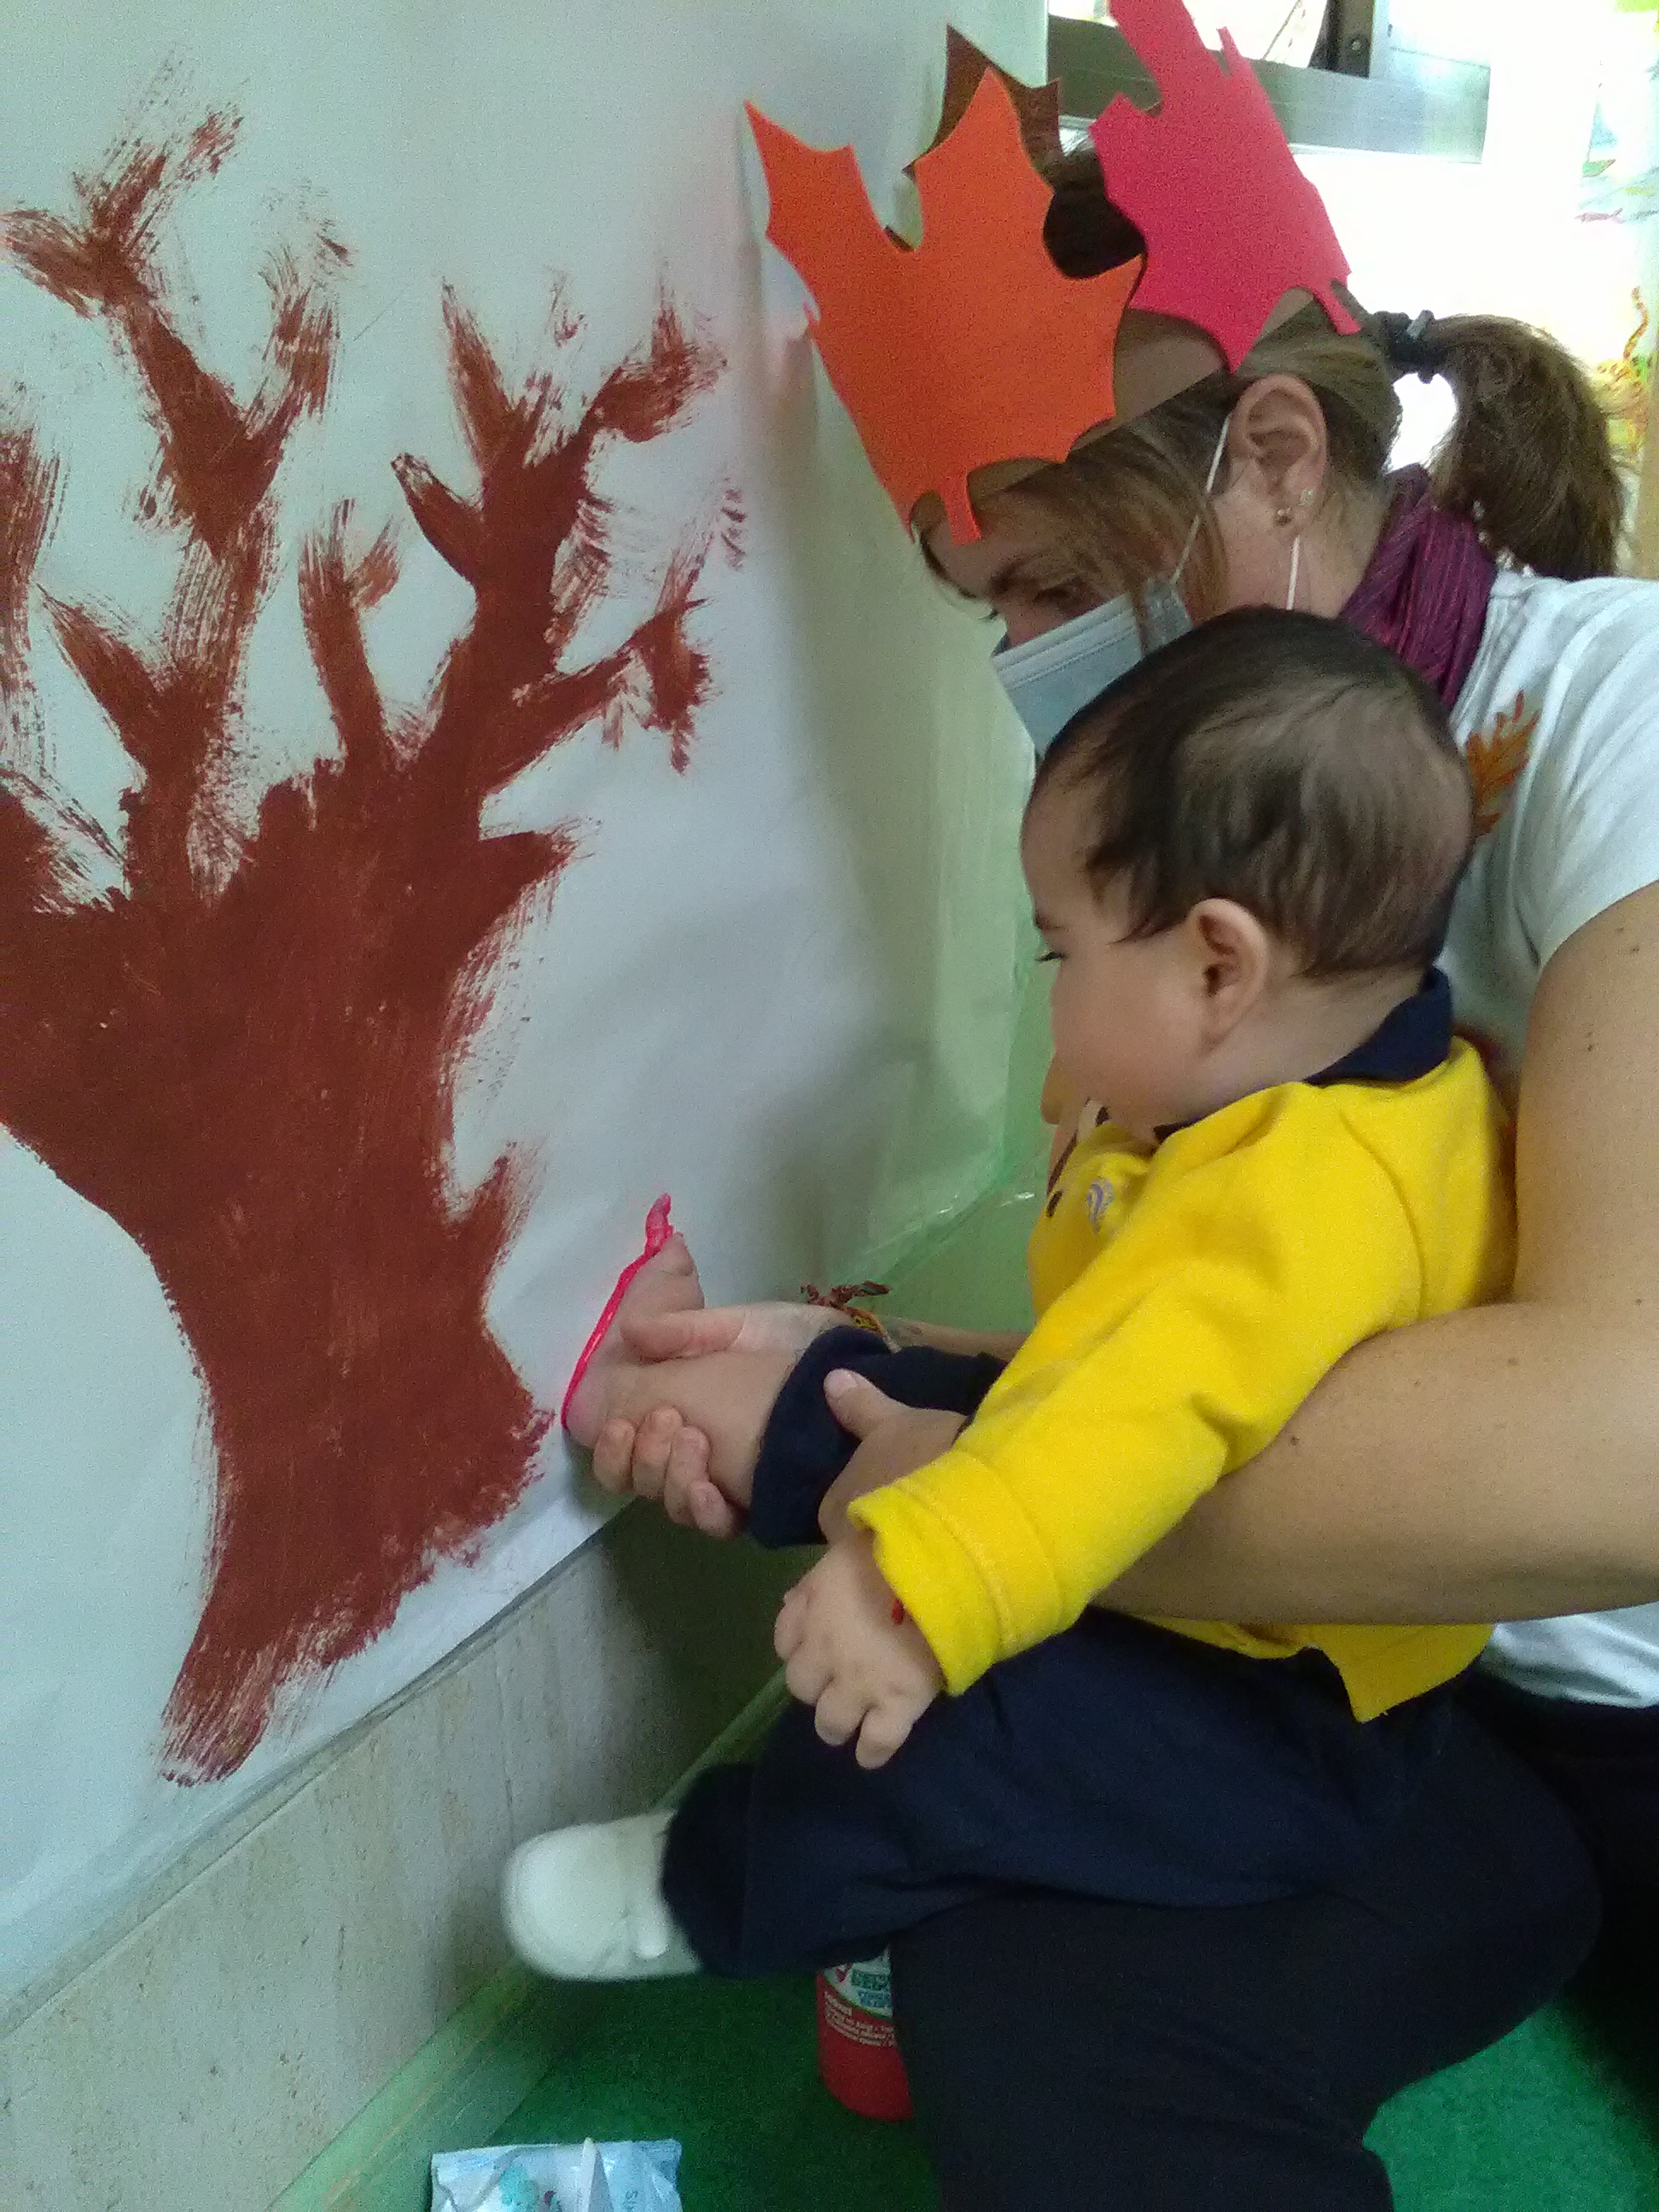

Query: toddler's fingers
<box><xmin>782</xmin><ymin>1637</ymin><xmax>834</xmax><ymax>1712</ymax></box>
<box><xmin>811</xmin><ymin>1681</ymin><xmax>867</xmax><ymax>1749</ymax></box>
<box><xmin>590</xmin><ymin>1417</ymin><xmax>638</xmax><ymax>1492</ymax></box>
<box><xmin>854</xmin><ymin>1705</ymin><xmax>913</xmax><ymax>1770</ymax></box>
<box><xmin>774</xmin><ymin>1590</ymin><xmax>806</xmax><ymax>1663</ymax></box>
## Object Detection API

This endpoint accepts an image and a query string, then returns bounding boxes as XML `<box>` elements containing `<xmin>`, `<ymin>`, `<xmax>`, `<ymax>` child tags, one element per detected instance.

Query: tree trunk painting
<box><xmin>0</xmin><ymin>112</ymin><xmax>736</xmax><ymax>1783</ymax></box>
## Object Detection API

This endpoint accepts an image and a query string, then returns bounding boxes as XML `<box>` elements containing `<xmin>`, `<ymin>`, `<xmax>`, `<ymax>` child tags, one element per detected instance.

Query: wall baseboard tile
<box><xmin>267</xmin><ymin>1674</ymin><xmax>789</xmax><ymax>2212</ymax></box>
<box><xmin>2</xmin><ymin>1516</ymin><xmax>800</xmax><ymax>2212</ymax></box>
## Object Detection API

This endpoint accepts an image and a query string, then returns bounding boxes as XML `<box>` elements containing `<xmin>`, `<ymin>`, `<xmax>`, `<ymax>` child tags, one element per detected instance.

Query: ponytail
<box><xmin>1022</xmin><ymin>146</ymin><xmax>1627</xmax><ymax>594</ymax></box>
<box><xmin>1372</xmin><ymin>311</ymin><xmax>1623</xmax><ymax>580</ymax></box>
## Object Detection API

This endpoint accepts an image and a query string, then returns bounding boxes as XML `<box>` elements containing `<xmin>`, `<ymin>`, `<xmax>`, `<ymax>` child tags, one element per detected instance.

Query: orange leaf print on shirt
<box><xmin>1466</xmin><ymin>690</ymin><xmax>1537</xmax><ymax>838</ymax></box>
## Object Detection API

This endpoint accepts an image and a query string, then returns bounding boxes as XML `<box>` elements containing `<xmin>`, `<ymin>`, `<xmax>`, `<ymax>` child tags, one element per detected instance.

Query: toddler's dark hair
<box><xmin>1031</xmin><ymin>608</ymin><xmax>1473</xmax><ymax>977</ymax></box>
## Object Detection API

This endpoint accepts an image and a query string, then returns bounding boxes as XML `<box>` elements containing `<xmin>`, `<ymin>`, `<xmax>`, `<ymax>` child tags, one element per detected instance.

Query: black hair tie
<box><xmin>1374</xmin><ymin>309</ymin><xmax>1447</xmax><ymax>384</ymax></box>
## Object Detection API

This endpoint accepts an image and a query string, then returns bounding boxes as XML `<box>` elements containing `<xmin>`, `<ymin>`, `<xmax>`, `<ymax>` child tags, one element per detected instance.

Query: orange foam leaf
<box><xmin>918</xmin><ymin>24</ymin><xmax>1062</xmax><ymax>173</ymax></box>
<box><xmin>1091</xmin><ymin>0</ymin><xmax>1358</xmax><ymax>368</ymax></box>
<box><xmin>749</xmin><ymin>73</ymin><xmax>1139</xmax><ymax>542</ymax></box>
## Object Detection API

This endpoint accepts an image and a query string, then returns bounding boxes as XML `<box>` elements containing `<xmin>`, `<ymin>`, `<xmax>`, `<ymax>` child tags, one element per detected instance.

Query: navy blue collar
<box><xmin>1153</xmin><ymin>969</ymin><xmax>1452</xmax><ymax>1143</ymax></box>
<box><xmin>1305</xmin><ymin>967</ymin><xmax>1452</xmax><ymax>1089</ymax></box>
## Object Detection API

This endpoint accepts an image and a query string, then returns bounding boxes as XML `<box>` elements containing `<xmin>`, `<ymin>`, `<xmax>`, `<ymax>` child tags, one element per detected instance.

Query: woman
<box><xmin>568</xmin><ymin>118</ymin><xmax>1659</xmax><ymax>2212</ymax></box>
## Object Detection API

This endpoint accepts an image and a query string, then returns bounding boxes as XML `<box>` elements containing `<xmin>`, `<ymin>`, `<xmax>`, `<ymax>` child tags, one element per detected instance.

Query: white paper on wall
<box><xmin>0</xmin><ymin>0</ymin><xmax>1039</xmax><ymax>1999</ymax></box>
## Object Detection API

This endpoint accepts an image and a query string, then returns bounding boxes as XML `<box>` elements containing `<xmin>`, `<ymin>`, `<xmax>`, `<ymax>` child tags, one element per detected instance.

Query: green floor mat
<box><xmin>484</xmin><ymin>1973</ymin><xmax>1659</xmax><ymax>2211</ymax></box>
<box><xmin>1370</xmin><ymin>1983</ymin><xmax>1659</xmax><ymax>2210</ymax></box>
<box><xmin>495</xmin><ymin>1974</ymin><xmax>934</xmax><ymax>2210</ymax></box>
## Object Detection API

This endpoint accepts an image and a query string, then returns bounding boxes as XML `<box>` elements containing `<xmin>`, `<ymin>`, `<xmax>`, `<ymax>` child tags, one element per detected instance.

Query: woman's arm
<box><xmin>583</xmin><ymin>1301</ymin><xmax>1021</xmax><ymax>1531</ymax></box>
<box><xmin>1108</xmin><ymin>885</ymin><xmax>1659</xmax><ymax>1624</ymax></box>
<box><xmin>884</xmin><ymin>1318</ymin><xmax>1027</xmax><ymax>1360</ymax></box>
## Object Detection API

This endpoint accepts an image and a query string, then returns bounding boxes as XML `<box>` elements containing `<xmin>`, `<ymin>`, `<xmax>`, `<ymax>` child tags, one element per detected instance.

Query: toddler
<box><xmin>505</xmin><ymin>608</ymin><xmax>1511</xmax><ymax>1982</ymax></box>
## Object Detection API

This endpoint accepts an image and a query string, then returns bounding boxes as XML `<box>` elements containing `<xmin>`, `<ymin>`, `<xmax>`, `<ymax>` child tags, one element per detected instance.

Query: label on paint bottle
<box><xmin>824</xmin><ymin>1956</ymin><xmax>894</xmax><ymax>2028</ymax></box>
<box><xmin>816</xmin><ymin>1952</ymin><xmax>912</xmax><ymax>2120</ymax></box>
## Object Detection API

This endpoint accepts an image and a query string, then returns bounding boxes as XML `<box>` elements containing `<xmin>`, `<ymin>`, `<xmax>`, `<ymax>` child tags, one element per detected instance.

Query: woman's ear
<box><xmin>1184</xmin><ymin>899</ymin><xmax>1273</xmax><ymax>1045</ymax></box>
<box><xmin>1223</xmin><ymin>374</ymin><xmax>1330</xmax><ymax>519</ymax></box>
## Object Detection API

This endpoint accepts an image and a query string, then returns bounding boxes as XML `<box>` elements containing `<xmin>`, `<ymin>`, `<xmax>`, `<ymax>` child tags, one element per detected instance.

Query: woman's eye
<box><xmin>1036</xmin><ymin>947</ymin><xmax>1061</xmax><ymax>964</ymax></box>
<box><xmin>1033</xmin><ymin>585</ymin><xmax>1087</xmax><ymax>614</ymax></box>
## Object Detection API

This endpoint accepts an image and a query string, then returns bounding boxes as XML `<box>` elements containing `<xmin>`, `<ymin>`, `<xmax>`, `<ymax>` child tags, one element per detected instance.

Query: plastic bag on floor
<box><xmin>430</xmin><ymin>2136</ymin><xmax>682</xmax><ymax>2212</ymax></box>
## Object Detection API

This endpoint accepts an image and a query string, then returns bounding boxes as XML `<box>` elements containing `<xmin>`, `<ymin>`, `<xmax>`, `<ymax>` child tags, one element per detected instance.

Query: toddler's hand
<box><xmin>817</xmin><ymin>1369</ymin><xmax>968</xmax><ymax>1542</ymax></box>
<box><xmin>774</xmin><ymin>1533</ymin><xmax>944</xmax><ymax>1769</ymax></box>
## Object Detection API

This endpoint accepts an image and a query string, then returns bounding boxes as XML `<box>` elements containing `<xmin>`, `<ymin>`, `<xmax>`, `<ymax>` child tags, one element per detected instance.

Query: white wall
<box><xmin>0</xmin><ymin>0</ymin><xmax>1039</xmax><ymax>2005</ymax></box>
<box><xmin>1</xmin><ymin>3</ymin><xmax>1044</xmax><ymax>2203</ymax></box>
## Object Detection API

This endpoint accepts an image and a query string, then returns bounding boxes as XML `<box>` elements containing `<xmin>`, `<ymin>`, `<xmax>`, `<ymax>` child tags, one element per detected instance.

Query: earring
<box><xmin>1274</xmin><ymin>504</ymin><xmax>1292</xmax><ymax>526</ymax></box>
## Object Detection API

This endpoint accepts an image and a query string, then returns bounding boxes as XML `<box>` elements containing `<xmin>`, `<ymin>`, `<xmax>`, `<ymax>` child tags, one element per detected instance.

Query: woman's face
<box><xmin>922</xmin><ymin>512</ymin><xmax>1107</xmax><ymax>647</ymax></box>
<box><xmin>921</xmin><ymin>445</ymin><xmax>1305</xmax><ymax>638</ymax></box>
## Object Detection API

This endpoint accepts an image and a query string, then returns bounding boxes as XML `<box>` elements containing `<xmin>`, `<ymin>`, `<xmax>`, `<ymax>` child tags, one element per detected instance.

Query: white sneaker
<box><xmin>501</xmin><ymin>1808</ymin><xmax>701</xmax><ymax>1981</ymax></box>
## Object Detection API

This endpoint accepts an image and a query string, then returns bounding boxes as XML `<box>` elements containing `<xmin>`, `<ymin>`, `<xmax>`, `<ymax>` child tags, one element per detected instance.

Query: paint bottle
<box><xmin>816</xmin><ymin>1953</ymin><xmax>912</xmax><ymax>2121</ymax></box>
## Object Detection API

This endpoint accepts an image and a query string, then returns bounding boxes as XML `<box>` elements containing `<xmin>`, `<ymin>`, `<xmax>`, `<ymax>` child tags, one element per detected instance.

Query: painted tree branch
<box><xmin>0</xmin><ymin>425</ymin><xmax>61</xmax><ymax>760</ymax></box>
<box><xmin>0</xmin><ymin>114</ymin><xmax>732</xmax><ymax>1780</ymax></box>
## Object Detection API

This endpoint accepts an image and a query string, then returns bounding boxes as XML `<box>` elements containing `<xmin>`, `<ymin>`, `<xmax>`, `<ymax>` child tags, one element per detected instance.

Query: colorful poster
<box><xmin>0</xmin><ymin>0</ymin><xmax>1036</xmax><ymax>1995</ymax></box>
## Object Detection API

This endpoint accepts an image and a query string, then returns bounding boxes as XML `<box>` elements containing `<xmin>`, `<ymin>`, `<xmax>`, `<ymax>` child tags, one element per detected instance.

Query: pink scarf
<box><xmin>1340</xmin><ymin>467</ymin><xmax>1495</xmax><ymax>711</ymax></box>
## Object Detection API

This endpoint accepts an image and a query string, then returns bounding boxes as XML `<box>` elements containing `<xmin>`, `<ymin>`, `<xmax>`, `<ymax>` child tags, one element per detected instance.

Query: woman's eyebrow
<box><xmin>917</xmin><ymin>536</ymin><xmax>1036</xmax><ymax>602</ymax></box>
<box><xmin>984</xmin><ymin>557</ymin><xmax>1035</xmax><ymax>598</ymax></box>
<box><xmin>981</xmin><ymin>556</ymin><xmax>1052</xmax><ymax>600</ymax></box>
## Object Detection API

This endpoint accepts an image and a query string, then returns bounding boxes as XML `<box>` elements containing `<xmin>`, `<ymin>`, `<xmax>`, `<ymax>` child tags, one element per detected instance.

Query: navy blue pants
<box><xmin>663</xmin><ymin>1330</ymin><xmax>1456</xmax><ymax>1976</ymax></box>
<box><xmin>1464</xmin><ymin>1668</ymin><xmax>1659</xmax><ymax>1976</ymax></box>
<box><xmin>891</xmin><ymin>1697</ymin><xmax>1599</xmax><ymax>2211</ymax></box>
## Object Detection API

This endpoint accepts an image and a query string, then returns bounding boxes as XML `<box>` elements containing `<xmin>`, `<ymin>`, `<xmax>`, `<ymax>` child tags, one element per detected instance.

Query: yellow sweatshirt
<box><xmin>848</xmin><ymin>1039</ymin><xmax>1513</xmax><ymax>1722</ymax></box>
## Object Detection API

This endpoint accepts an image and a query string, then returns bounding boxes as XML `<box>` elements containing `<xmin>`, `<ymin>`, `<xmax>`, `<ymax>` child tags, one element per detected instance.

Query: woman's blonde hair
<box><xmin>988</xmin><ymin>148</ymin><xmax>1626</xmax><ymax>614</ymax></box>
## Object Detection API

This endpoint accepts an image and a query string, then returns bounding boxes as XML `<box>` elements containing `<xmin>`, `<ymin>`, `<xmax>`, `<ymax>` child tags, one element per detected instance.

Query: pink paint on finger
<box><xmin>560</xmin><ymin>1194</ymin><xmax>674</xmax><ymax>1434</ymax></box>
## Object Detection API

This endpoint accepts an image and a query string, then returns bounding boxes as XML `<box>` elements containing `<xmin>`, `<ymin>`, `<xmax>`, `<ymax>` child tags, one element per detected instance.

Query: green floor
<box><xmin>1368</xmin><ymin>1975</ymin><xmax>1659</xmax><ymax>2209</ymax></box>
<box><xmin>491</xmin><ymin>1967</ymin><xmax>1659</xmax><ymax>2210</ymax></box>
<box><xmin>498</xmin><ymin>1976</ymin><xmax>934</xmax><ymax>2209</ymax></box>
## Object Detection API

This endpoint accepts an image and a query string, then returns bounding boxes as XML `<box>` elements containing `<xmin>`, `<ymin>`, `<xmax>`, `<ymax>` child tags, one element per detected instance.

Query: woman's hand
<box><xmin>573</xmin><ymin>1232</ymin><xmax>849</xmax><ymax>1537</ymax></box>
<box><xmin>588</xmin><ymin>1344</ymin><xmax>798</xmax><ymax>1536</ymax></box>
<box><xmin>622</xmin><ymin>1299</ymin><xmax>848</xmax><ymax>1362</ymax></box>
<box><xmin>816</xmin><ymin>1369</ymin><xmax>969</xmax><ymax>1542</ymax></box>
<box><xmin>589</xmin><ymin>1301</ymin><xmax>847</xmax><ymax>1534</ymax></box>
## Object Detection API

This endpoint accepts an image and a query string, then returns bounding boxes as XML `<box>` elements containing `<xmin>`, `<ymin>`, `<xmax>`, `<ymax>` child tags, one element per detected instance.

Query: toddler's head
<box><xmin>1025</xmin><ymin>608</ymin><xmax>1472</xmax><ymax>1142</ymax></box>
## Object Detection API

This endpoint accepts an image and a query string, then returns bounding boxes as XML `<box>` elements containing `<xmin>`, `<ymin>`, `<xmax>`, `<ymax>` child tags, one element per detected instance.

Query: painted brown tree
<box><xmin>0</xmin><ymin>116</ymin><xmax>732</xmax><ymax>1781</ymax></box>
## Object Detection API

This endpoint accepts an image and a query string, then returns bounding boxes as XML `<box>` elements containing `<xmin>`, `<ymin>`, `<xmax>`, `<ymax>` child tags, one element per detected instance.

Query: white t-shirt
<box><xmin>1439</xmin><ymin>569</ymin><xmax>1659</xmax><ymax>1707</ymax></box>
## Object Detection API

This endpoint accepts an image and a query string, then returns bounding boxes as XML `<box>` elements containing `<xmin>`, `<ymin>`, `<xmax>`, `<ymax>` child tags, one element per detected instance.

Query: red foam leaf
<box><xmin>1091</xmin><ymin>0</ymin><xmax>1359</xmax><ymax>368</ymax></box>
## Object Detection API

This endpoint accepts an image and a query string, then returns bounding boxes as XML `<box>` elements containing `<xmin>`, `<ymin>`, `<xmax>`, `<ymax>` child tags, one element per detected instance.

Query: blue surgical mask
<box><xmin>991</xmin><ymin>417</ymin><xmax>1230</xmax><ymax>754</ymax></box>
<box><xmin>992</xmin><ymin>579</ymin><xmax>1190</xmax><ymax>754</ymax></box>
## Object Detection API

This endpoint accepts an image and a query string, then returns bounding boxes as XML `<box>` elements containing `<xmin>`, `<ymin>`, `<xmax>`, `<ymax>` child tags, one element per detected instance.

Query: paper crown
<box><xmin>748</xmin><ymin>3</ymin><xmax>1359</xmax><ymax>543</ymax></box>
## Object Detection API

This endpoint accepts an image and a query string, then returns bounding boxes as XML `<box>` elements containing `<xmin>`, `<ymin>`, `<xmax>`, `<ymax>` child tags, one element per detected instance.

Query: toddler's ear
<box><xmin>1185</xmin><ymin>898</ymin><xmax>1272</xmax><ymax>1040</ymax></box>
